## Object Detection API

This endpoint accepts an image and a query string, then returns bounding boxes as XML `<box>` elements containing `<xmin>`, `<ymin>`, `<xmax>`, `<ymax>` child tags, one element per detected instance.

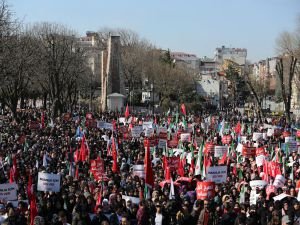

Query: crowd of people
<box><xmin>0</xmin><ymin>108</ymin><xmax>299</xmax><ymax>225</ymax></box>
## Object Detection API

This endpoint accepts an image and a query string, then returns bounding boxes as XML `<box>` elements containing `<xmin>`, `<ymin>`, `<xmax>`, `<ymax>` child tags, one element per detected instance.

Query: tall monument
<box><xmin>101</xmin><ymin>35</ymin><xmax>125</xmax><ymax>111</ymax></box>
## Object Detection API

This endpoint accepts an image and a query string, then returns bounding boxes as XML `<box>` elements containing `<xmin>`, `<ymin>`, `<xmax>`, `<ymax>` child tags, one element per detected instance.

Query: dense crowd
<box><xmin>0</xmin><ymin>108</ymin><xmax>299</xmax><ymax>225</ymax></box>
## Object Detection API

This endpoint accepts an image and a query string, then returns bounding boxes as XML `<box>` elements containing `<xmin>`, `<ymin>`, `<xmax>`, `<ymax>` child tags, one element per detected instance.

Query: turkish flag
<box><xmin>144</xmin><ymin>139</ymin><xmax>154</xmax><ymax>187</ymax></box>
<box><xmin>125</xmin><ymin>104</ymin><xmax>130</xmax><ymax>118</ymax></box>
<box><xmin>181</xmin><ymin>104</ymin><xmax>186</xmax><ymax>116</ymax></box>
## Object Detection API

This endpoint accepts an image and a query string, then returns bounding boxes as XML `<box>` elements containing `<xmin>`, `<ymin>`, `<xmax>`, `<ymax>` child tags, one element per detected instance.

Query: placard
<box><xmin>90</xmin><ymin>157</ymin><xmax>105</xmax><ymax>180</ymax></box>
<box><xmin>240</xmin><ymin>136</ymin><xmax>247</xmax><ymax>143</ymax></box>
<box><xmin>214</xmin><ymin>146</ymin><xmax>228</xmax><ymax>158</ymax></box>
<box><xmin>145</xmin><ymin>128</ymin><xmax>154</xmax><ymax>137</ymax></box>
<box><xmin>204</xmin><ymin>143</ymin><xmax>215</xmax><ymax>154</ymax></box>
<box><xmin>0</xmin><ymin>183</ymin><xmax>18</xmax><ymax>201</ymax></box>
<box><xmin>256</xmin><ymin>155</ymin><xmax>265</xmax><ymax>167</ymax></box>
<box><xmin>143</xmin><ymin>122</ymin><xmax>153</xmax><ymax>130</ymax></box>
<box><xmin>242</xmin><ymin>146</ymin><xmax>256</xmax><ymax>157</ymax></box>
<box><xmin>180</xmin><ymin>133</ymin><xmax>190</xmax><ymax>142</ymax></box>
<box><xmin>132</xmin><ymin>165</ymin><xmax>145</xmax><ymax>178</ymax></box>
<box><xmin>37</xmin><ymin>172</ymin><xmax>61</xmax><ymax>192</ymax></box>
<box><xmin>131</xmin><ymin>126</ymin><xmax>143</xmax><ymax>138</ymax></box>
<box><xmin>165</xmin><ymin>157</ymin><xmax>180</xmax><ymax>171</ymax></box>
<box><xmin>285</xmin><ymin>137</ymin><xmax>296</xmax><ymax>143</ymax></box>
<box><xmin>250</xmin><ymin>190</ymin><xmax>257</xmax><ymax>205</ymax></box>
<box><xmin>158</xmin><ymin>139</ymin><xmax>167</xmax><ymax>149</ymax></box>
<box><xmin>97</xmin><ymin>121</ymin><xmax>105</xmax><ymax>129</ymax></box>
<box><xmin>196</xmin><ymin>181</ymin><xmax>215</xmax><ymax>200</ymax></box>
<box><xmin>222</xmin><ymin>135</ymin><xmax>232</xmax><ymax>145</ymax></box>
<box><xmin>104</xmin><ymin>123</ymin><xmax>113</xmax><ymax>130</ymax></box>
<box><xmin>256</xmin><ymin>147</ymin><xmax>265</xmax><ymax>156</ymax></box>
<box><xmin>253</xmin><ymin>133</ymin><xmax>263</xmax><ymax>141</ymax></box>
<box><xmin>206</xmin><ymin>166</ymin><xmax>227</xmax><ymax>183</ymax></box>
<box><xmin>122</xmin><ymin>195</ymin><xmax>140</xmax><ymax>205</ymax></box>
<box><xmin>273</xmin><ymin>175</ymin><xmax>286</xmax><ymax>188</ymax></box>
<box><xmin>250</xmin><ymin>180</ymin><xmax>268</xmax><ymax>189</ymax></box>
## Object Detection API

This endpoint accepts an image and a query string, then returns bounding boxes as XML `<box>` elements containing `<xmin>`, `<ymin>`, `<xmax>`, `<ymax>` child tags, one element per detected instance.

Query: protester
<box><xmin>0</xmin><ymin>107</ymin><xmax>299</xmax><ymax>225</ymax></box>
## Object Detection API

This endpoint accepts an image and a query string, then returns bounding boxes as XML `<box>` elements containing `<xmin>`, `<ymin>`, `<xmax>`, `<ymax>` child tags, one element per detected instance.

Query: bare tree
<box><xmin>30</xmin><ymin>22</ymin><xmax>88</xmax><ymax>117</ymax></box>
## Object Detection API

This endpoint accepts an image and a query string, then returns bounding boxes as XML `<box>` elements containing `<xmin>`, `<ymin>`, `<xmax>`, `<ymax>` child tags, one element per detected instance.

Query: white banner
<box><xmin>37</xmin><ymin>172</ymin><xmax>61</xmax><ymax>192</ymax></box>
<box><xmin>250</xmin><ymin>180</ymin><xmax>268</xmax><ymax>189</ymax></box>
<box><xmin>131</xmin><ymin>126</ymin><xmax>143</xmax><ymax>138</ymax></box>
<box><xmin>236</xmin><ymin>143</ymin><xmax>244</xmax><ymax>153</ymax></box>
<box><xmin>0</xmin><ymin>183</ymin><xmax>18</xmax><ymax>201</ymax></box>
<box><xmin>118</xmin><ymin>117</ymin><xmax>126</xmax><ymax>124</ymax></box>
<box><xmin>206</xmin><ymin>166</ymin><xmax>227</xmax><ymax>183</ymax></box>
<box><xmin>122</xmin><ymin>195</ymin><xmax>140</xmax><ymax>205</ymax></box>
<box><xmin>104</xmin><ymin>123</ymin><xmax>113</xmax><ymax>130</ymax></box>
<box><xmin>253</xmin><ymin>133</ymin><xmax>263</xmax><ymax>141</ymax></box>
<box><xmin>132</xmin><ymin>165</ymin><xmax>145</xmax><ymax>178</ymax></box>
<box><xmin>214</xmin><ymin>146</ymin><xmax>228</xmax><ymax>158</ymax></box>
<box><xmin>143</xmin><ymin>122</ymin><xmax>153</xmax><ymax>130</ymax></box>
<box><xmin>158</xmin><ymin>139</ymin><xmax>167</xmax><ymax>149</ymax></box>
<box><xmin>273</xmin><ymin>175</ymin><xmax>286</xmax><ymax>188</ymax></box>
<box><xmin>158</xmin><ymin>127</ymin><xmax>168</xmax><ymax>134</ymax></box>
<box><xmin>240</xmin><ymin>136</ymin><xmax>247</xmax><ymax>143</ymax></box>
<box><xmin>180</xmin><ymin>133</ymin><xmax>191</xmax><ymax>142</ymax></box>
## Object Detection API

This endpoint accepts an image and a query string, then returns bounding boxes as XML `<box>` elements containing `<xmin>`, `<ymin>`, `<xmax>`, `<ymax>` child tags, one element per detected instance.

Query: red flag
<box><xmin>79</xmin><ymin>136</ymin><xmax>88</xmax><ymax>162</ymax></box>
<box><xmin>181</xmin><ymin>104</ymin><xmax>186</xmax><ymax>116</ymax></box>
<box><xmin>9</xmin><ymin>167</ymin><xmax>14</xmax><ymax>183</ymax></box>
<box><xmin>235</xmin><ymin>122</ymin><xmax>241</xmax><ymax>135</ymax></box>
<box><xmin>30</xmin><ymin>195</ymin><xmax>37</xmax><ymax>225</ymax></box>
<box><xmin>189</xmin><ymin>158</ymin><xmax>195</xmax><ymax>175</ymax></box>
<box><xmin>94</xmin><ymin>186</ymin><xmax>102</xmax><ymax>213</ymax></box>
<box><xmin>75</xmin><ymin>165</ymin><xmax>79</xmax><ymax>180</ymax></box>
<box><xmin>74</xmin><ymin>149</ymin><xmax>80</xmax><ymax>163</ymax></box>
<box><xmin>263</xmin><ymin>160</ymin><xmax>269</xmax><ymax>183</ymax></box>
<box><xmin>144</xmin><ymin>139</ymin><xmax>154</xmax><ymax>187</ymax></box>
<box><xmin>165</xmin><ymin>166</ymin><xmax>171</xmax><ymax>181</ymax></box>
<box><xmin>27</xmin><ymin>175</ymin><xmax>33</xmax><ymax>200</ymax></box>
<box><xmin>112</xmin><ymin>137</ymin><xmax>119</xmax><ymax>173</ymax></box>
<box><xmin>178</xmin><ymin>159</ymin><xmax>185</xmax><ymax>177</ymax></box>
<box><xmin>125</xmin><ymin>104</ymin><xmax>130</xmax><ymax>118</ymax></box>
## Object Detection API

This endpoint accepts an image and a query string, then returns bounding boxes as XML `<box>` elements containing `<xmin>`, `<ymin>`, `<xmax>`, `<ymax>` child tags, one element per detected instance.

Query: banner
<box><xmin>166</xmin><ymin>157</ymin><xmax>180</xmax><ymax>171</ymax></box>
<box><xmin>158</xmin><ymin>139</ymin><xmax>167</xmax><ymax>149</ymax></box>
<box><xmin>132</xmin><ymin>165</ymin><xmax>145</xmax><ymax>178</ymax></box>
<box><xmin>282</xmin><ymin>142</ymin><xmax>298</xmax><ymax>153</ymax></box>
<box><xmin>131</xmin><ymin>126</ymin><xmax>143</xmax><ymax>138</ymax></box>
<box><xmin>122</xmin><ymin>195</ymin><xmax>140</xmax><ymax>205</ymax></box>
<box><xmin>206</xmin><ymin>166</ymin><xmax>227</xmax><ymax>183</ymax></box>
<box><xmin>0</xmin><ymin>183</ymin><xmax>18</xmax><ymax>201</ymax></box>
<box><xmin>168</xmin><ymin>138</ymin><xmax>178</xmax><ymax>148</ymax></box>
<box><xmin>242</xmin><ymin>146</ymin><xmax>256</xmax><ymax>157</ymax></box>
<box><xmin>253</xmin><ymin>133</ymin><xmax>263</xmax><ymax>141</ymax></box>
<box><xmin>180</xmin><ymin>133</ymin><xmax>191</xmax><ymax>142</ymax></box>
<box><xmin>273</xmin><ymin>175</ymin><xmax>285</xmax><ymax>188</ymax></box>
<box><xmin>256</xmin><ymin>147</ymin><xmax>265</xmax><ymax>156</ymax></box>
<box><xmin>240</xmin><ymin>136</ymin><xmax>247</xmax><ymax>143</ymax></box>
<box><xmin>250</xmin><ymin>180</ymin><xmax>268</xmax><ymax>190</ymax></box>
<box><xmin>214</xmin><ymin>146</ymin><xmax>228</xmax><ymax>158</ymax></box>
<box><xmin>90</xmin><ymin>157</ymin><xmax>105</xmax><ymax>180</ymax></box>
<box><xmin>37</xmin><ymin>172</ymin><xmax>61</xmax><ymax>192</ymax></box>
<box><xmin>196</xmin><ymin>181</ymin><xmax>215</xmax><ymax>200</ymax></box>
<box><xmin>222</xmin><ymin>135</ymin><xmax>232</xmax><ymax>145</ymax></box>
<box><xmin>268</xmin><ymin>162</ymin><xmax>281</xmax><ymax>177</ymax></box>
<box><xmin>204</xmin><ymin>143</ymin><xmax>215</xmax><ymax>154</ymax></box>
